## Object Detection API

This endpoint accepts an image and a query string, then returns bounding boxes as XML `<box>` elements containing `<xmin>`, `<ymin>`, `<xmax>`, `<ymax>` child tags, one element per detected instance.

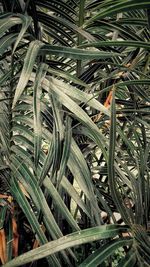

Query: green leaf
<box><xmin>0</xmin><ymin>33</ymin><xmax>18</xmax><ymax>55</ymax></box>
<box><xmin>40</xmin><ymin>44</ymin><xmax>122</xmax><ymax>60</ymax></box>
<box><xmin>48</xmin><ymin>77</ymin><xmax>107</xmax><ymax>157</ymax></box>
<box><xmin>85</xmin><ymin>0</ymin><xmax>150</xmax><ymax>25</ymax></box>
<box><xmin>79</xmin><ymin>237</ymin><xmax>133</xmax><ymax>267</ymax></box>
<box><xmin>47</xmin><ymin>67</ymin><xmax>90</xmax><ymax>88</ymax></box>
<box><xmin>38</xmin><ymin>138</ymin><xmax>54</xmax><ymax>185</ymax></box>
<box><xmin>117</xmin><ymin>249</ymin><xmax>137</xmax><ymax>267</ymax></box>
<box><xmin>79</xmin><ymin>40</ymin><xmax>150</xmax><ymax>50</ymax></box>
<box><xmin>3</xmin><ymin>225</ymin><xmax>130</xmax><ymax>267</ymax></box>
<box><xmin>56</xmin><ymin>116</ymin><xmax>72</xmax><ymax>187</ymax></box>
<box><xmin>33</xmin><ymin>63</ymin><xmax>48</xmax><ymax>170</ymax></box>
<box><xmin>108</xmin><ymin>87</ymin><xmax>129</xmax><ymax>223</ymax></box>
<box><xmin>10</xmin><ymin>177</ymin><xmax>60</xmax><ymax>267</ymax></box>
<box><xmin>0</xmin><ymin>14</ymin><xmax>31</xmax><ymax>53</ymax></box>
<box><xmin>0</xmin><ymin>15</ymin><xmax>23</xmax><ymax>36</ymax></box>
<box><xmin>61</xmin><ymin>176</ymin><xmax>91</xmax><ymax>219</ymax></box>
<box><xmin>43</xmin><ymin>177</ymin><xmax>80</xmax><ymax>231</ymax></box>
<box><xmin>12</xmin><ymin>14</ymin><xmax>32</xmax><ymax>53</ymax></box>
<box><xmin>50</xmin><ymin>77</ymin><xmax>110</xmax><ymax>116</ymax></box>
<box><xmin>38</xmin><ymin>12</ymin><xmax>95</xmax><ymax>42</ymax></box>
<box><xmin>12</xmin><ymin>40</ymin><xmax>44</xmax><ymax>108</ymax></box>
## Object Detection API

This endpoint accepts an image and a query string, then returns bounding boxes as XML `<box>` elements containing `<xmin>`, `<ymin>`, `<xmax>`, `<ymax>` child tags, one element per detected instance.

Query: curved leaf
<box><xmin>3</xmin><ymin>225</ymin><xmax>130</xmax><ymax>267</ymax></box>
<box><xmin>12</xmin><ymin>40</ymin><xmax>44</xmax><ymax>108</ymax></box>
<box><xmin>79</xmin><ymin>237</ymin><xmax>133</xmax><ymax>267</ymax></box>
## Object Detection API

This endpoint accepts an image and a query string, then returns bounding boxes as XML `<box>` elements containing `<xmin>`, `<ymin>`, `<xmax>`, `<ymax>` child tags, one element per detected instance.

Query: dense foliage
<box><xmin>0</xmin><ymin>0</ymin><xmax>150</xmax><ymax>266</ymax></box>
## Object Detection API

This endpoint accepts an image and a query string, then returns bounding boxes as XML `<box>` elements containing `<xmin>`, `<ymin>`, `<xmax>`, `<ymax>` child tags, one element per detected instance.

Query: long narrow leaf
<box><xmin>3</xmin><ymin>225</ymin><xmax>130</xmax><ymax>267</ymax></box>
<box><xmin>33</xmin><ymin>63</ymin><xmax>48</xmax><ymax>171</ymax></box>
<box><xmin>12</xmin><ymin>40</ymin><xmax>44</xmax><ymax>108</ymax></box>
<box><xmin>79</xmin><ymin>237</ymin><xmax>133</xmax><ymax>267</ymax></box>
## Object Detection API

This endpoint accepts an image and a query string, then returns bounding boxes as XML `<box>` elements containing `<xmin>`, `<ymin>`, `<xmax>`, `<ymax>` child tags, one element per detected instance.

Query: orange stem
<box><xmin>0</xmin><ymin>229</ymin><xmax>7</xmax><ymax>264</ymax></box>
<box><xmin>12</xmin><ymin>218</ymin><xmax>19</xmax><ymax>257</ymax></box>
<box><xmin>104</xmin><ymin>90</ymin><xmax>112</xmax><ymax>108</ymax></box>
